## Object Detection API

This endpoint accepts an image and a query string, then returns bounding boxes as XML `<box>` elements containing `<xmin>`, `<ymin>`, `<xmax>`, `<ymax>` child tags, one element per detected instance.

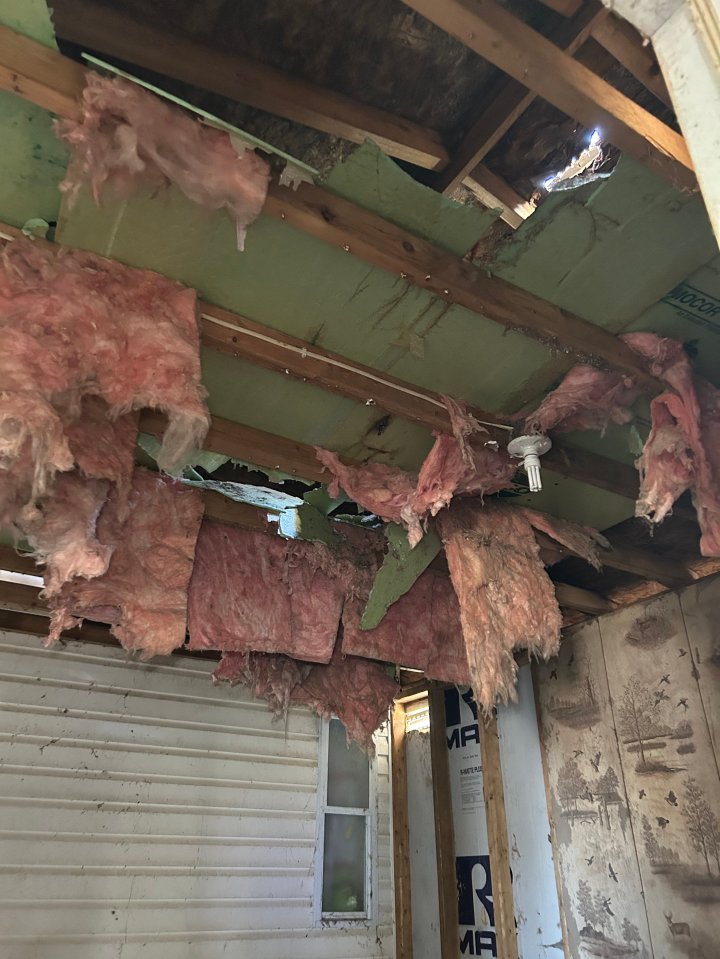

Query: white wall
<box><xmin>0</xmin><ymin>632</ymin><xmax>394</xmax><ymax>959</ymax></box>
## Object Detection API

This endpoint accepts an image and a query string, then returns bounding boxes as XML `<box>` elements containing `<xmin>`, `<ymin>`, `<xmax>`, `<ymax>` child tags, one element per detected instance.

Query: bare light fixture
<box><xmin>507</xmin><ymin>434</ymin><xmax>552</xmax><ymax>493</ymax></box>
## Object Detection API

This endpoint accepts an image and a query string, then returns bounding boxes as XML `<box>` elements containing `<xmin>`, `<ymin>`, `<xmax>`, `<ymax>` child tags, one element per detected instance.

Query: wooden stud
<box><xmin>403</xmin><ymin>0</ymin><xmax>695</xmax><ymax>191</ymax></box>
<box><xmin>391</xmin><ymin>703</ymin><xmax>414</xmax><ymax>959</ymax></box>
<box><xmin>427</xmin><ymin>683</ymin><xmax>457</xmax><ymax>959</ymax></box>
<box><xmin>436</xmin><ymin>2</ymin><xmax>609</xmax><ymax>195</ymax></box>
<box><xmin>478</xmin><ymin>714</ymin><xmax>519</xmax><ymax>959</ymax></box>
<box><xmin>50</xmin><ymin>0</ymin><xmax>449</xmax><ymax>170</ymax></box>
<box><xmin>592</xmin><ymin>14</ymin><xmax>673</xmax><ymax>108</ymax></box>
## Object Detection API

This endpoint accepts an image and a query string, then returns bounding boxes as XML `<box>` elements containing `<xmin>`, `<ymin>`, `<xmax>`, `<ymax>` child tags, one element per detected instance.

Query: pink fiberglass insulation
<box><xmin>315</xmin><ymin>448</ymin><xmax>417</xmax><ymax>527</ymax></box>
<box><xmin>0</xmin><ymin>238</ymin><xmax>209</xmax><ymax>498</ymax></box>
<box><xmin>524</xmin><ymin>332</ymin><xmax>694</xmax><ymax>436</ymax></box>
<box><xmin>695</xmin><ymin>380</ymin><xmax>720</xmax><ymax>555</ymax></box>
<box><xmin>56</xmin><ymin>73</ymin><xmax>270</xmax><ymax>250</ymax></box>
<box><xmin>23</xmin><ymin>473</ymin><xmax>112</xmax><ymax>597</ymax></box>
<box><xmin>214</xmin><ymin>647</ymin><xmax>397</xmax><ymax>753</ymax></box>
<box><xmin>341</xmin><ymin>566</ymin><xmax>470</xmax><ymax>685</ymax></box>
<box><xmin>213</xmin><ymin>652</ymin><xmax>312</xmax><ymax>716</ymax></box>
<box><xmin>48</xmin><ymin>468</ymin><xmax>204</xmax><ymax>657</ymax></box>
<box><xmin>186</xmin><ymin>520</ymin><xmax>347</xmax><ymax>664</ymax></box>
<box><xmin>437</xmin><ymin>499</ymin><xmax>563</xmax><ymax>711</ymax></box>
<box><xmin>524</xmin><ymin>364</ymin><xmax>641</xmax><ymax>435</ymax></box>
<box><xmin>316</xmin><ymin>397</ymin><xmax>515</xmax><ymax>547</ymax></box>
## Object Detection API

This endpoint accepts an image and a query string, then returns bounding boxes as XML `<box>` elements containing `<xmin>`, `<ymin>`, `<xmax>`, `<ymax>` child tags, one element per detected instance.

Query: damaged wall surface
<box><xmin>535</xmin><ymin>575</ymin><xmax>720</xmax><ymax>959</ymax></box>
<box><xmin>0</xmin><ymin>634</ymin><xmax>394</xmax><ymax>959</ymax></box>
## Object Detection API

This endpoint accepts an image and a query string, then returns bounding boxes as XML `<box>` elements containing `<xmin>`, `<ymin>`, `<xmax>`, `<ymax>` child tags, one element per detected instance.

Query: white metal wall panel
<box><xmin>0</xmin><ymin>632</ymin><xmax>394</xmax><ymax>959</ymax></box>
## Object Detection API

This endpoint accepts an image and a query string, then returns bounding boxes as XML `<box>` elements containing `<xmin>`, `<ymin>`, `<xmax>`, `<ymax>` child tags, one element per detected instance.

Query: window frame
<box><xmin>313</xmin><ymin>716</ymin><xmax>377</xmax><ymax>926</ymax></box>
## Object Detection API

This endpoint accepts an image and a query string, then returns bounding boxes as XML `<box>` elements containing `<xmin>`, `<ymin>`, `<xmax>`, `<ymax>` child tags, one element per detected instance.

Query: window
<box><xmin>315</xmin><ymin>717</ymin><xmax>375</xmax><ymax>923</ymax></box>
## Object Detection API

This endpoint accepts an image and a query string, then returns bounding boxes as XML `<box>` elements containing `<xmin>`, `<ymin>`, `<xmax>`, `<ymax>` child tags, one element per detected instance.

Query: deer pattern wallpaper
<box><xmin>535</xmin><ymin>575</ymin><xmax>720</xmax><ymax>959</ymax></box>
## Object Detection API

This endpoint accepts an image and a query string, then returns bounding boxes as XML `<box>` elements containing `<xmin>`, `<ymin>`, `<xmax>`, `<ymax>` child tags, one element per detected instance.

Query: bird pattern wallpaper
<box><xmin>535</xmin><ymin>576</ymin><xmax>720</xmax><ymax>959</ymax></box>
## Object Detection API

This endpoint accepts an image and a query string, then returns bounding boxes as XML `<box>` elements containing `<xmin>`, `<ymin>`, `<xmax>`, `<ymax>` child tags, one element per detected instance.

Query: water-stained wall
<box><xmin>535</xmin><ymin>575</ymin><xmax>720</xmax><ymax>959</ymax></box>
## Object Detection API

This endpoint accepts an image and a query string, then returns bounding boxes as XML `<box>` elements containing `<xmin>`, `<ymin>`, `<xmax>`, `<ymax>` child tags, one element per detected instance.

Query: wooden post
<box><xmin>427</xmin><ymin>683</ymin><xmax>457</xmax><ymax>959</ymax></box>
<box><xmin>478</xmin><ymin>713</ymin><xmax>519</xmax><ymax>959</ymax></box>
<box><xmin>391</xmin><ymin>702</ymin><xmax>413</xmax><ymax>959</ymax></box>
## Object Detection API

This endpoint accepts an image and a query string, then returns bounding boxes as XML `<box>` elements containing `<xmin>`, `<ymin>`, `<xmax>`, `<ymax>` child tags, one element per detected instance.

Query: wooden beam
<box><xmin>0</xmin><ymin>32</ymin><xmax>664</xmax><ymax>395</ymax></box>
<box><xmin>404</xmin><ymin>0</ymin><xmax>695</xmax><ymax>191</ymax></box>
<box><xmin>0</xmin><ymin>603</ymin><xmax>114</xmax><ymax>644</ymax></box>
<box><xmin>592</xmin><ymin>14</ymin><xmax>673</xmax><ymax>108</ymax></box>
<box><xmin>535</xmin><ymin>531</ymin><xmax>694</xmax><ymax>588</ymax></box>
<box><xmin>391</xmin><ymin>704</ymin><xmax>414</xmax><ymax>959</ymax></box>
<box><xmin>427</xmin><ymin>683</ymin><xmax>457</xmax><ymax>959</ymax></box>
<box><xmin>50</xmin><ymin>0</ymin><xmax>448</xmax><ymax>171</ymax></box>
<box><xmin>553</xmin><ymin>581</ymin><xmax>615</xmax><ymax>614</ymax></box>
<box><xmin>436</xmin><ymin>2</ymin><xmax>609</xmax><ymax>194</ymax></box>
<box><xmin>0</xmin><ymin>25</ymin><xmax>85</xmax><ymax>121</ymax></box>
<box><xmin>0</xmin><ymin>581</ymin><xmax>48</xmax><ymax>615</ymax></box>
<box><xmin>478</xmin><ymin>715</ymin><xmax>519</xmax><ymax>959</ymax></box>
<box><xmin>536</xmin><ymin>0</ymin><xmax>583</xmax><ymax>15</ymax></box>
<box><xmin>0</xmin><ymin>546</ymin><xmax>38</xmax><ymax>576</ymax></box>
<box><xmin>463</xmin><ymin>165</ymin><xmax>535</xmax><ymax>229</ymax></box>
<box><xmin>265</xmin><ymin>181</ymin><xmax>661</xmax><ymax>393</ymax></box>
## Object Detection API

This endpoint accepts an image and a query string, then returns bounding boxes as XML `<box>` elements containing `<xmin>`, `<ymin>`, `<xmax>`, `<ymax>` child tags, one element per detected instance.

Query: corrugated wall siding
<box><xmin>0</xmin><ymin>633</ymin><xmax>394</xmax><ymax>959</ymax></box>
<box><xmin>535</xmin><ymin>575</ymin><xmax>720</xmax><ymax>959</ymax></box>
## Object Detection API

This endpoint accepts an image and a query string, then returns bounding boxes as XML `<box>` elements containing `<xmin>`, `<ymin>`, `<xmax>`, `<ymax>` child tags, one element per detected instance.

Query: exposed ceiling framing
<box><xmin>400</xmin><ymin>0</ymin><xmax>694</xmax><ymax>191</ymax></box>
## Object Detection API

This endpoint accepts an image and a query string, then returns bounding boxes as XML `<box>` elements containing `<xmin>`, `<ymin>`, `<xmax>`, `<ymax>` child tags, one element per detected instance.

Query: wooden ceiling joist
<box><xmin>436</xmin><ymin>1</ymin><xmax>609</xmax><ymax>195</ymax></box>
<box><xmin>0</xmin><ymin>27</ymin><xmax>664</xmax><ymax>396</ymax></box>
<box><xmin>591</xmin><ymin>14</ymin><xmax>673</xmax><ymax>109</ymax></box>
<box><xmin>403</xmin><ymin>0</ymin><xmax>695</xmax><ymax>192</ymax></box>
<box><xmin>264</xmin><ymin>181</ymin><xmax>662</xmax><ymax>392</ymax></box>
<box><xmin>50</xmin><ymin>0</ymin><xmax>449</xmax><ymax>171</ymax></box>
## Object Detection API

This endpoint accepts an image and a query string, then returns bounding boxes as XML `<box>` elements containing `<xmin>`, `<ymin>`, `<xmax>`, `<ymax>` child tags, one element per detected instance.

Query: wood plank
<box><xmin>0</xmin><ymin>581</ymin><xmax>48</xmax><ymax>615</ymax></box>
<box><xmin>463</xmin><ymin>165</ymin><xmax>535</xmax><ymax>228</ymax></box>
<box><xmin>437</xmin><ymin>2</ymin><xmax>608</xmax><ymax>194</ymax></box>
<box><xmin>51</xmin><ymin>0</ymin><xmax>448</xmax><ymax>170</ymax></box>
<box><xmin>200</xmin><ymin>304</ymin><xmax>502</xmax><ymax>435</ymax></box>
<box><xmin>0</xmin><ymin>604</ymin><xmax>114</xmax><ymax>644</ymax></box>
<box><xmin>478</xmin><ymin>715</ymin><xmax>519</xmax><ymax>959</ymax></box>
<box><xmin>0</xmin><ymin>546</ymin><xmax>38</xmax><ymax>577</ymax></box>
<box><xmin>140</xmin><ymin>410</ymin><xmax>330</xmax><ymax>483</ymax></box>
<box><xmin>553</xmin><ymin>582</ymin><xmax>615</xmax><ymax>614</ymax></box>
<box><xmin>427</xmin><ymin>683</ymin><xmax>457</xmax><ymax>959</ymax></box>
<box><xmin>536</xmin><ymin>0</ymin><xmax>583</xmax><ymax>15</ymax></box>
<box><xmin>0</xmin><ymin>33</ymin><xmax>664</xmax><ymax>393</ymax></box>
<box><xmin>534</xmin><ymin>531</ymin><xmax>694</xmax><ymax>588</ymax></box>
<box><xmin>404</xmin><ymin>0</ymin><xmax>695</xmax><ymax>191</ymax></box>
<box><xmin>391</xmin><ymin>704</ymin><xmax>414</xmax><ymax>959</ymax></box>
<box><xmin>592</xmin><ymin>14</ymin><xmax>673</xmax><ymax>108</ymax></box>
<box><xmin>265</xmin><ymin>181</ymin><xmax>662</xmax><ymax>393</ymax></box>
<box><xmin>0</xmin><ymin>24</ymin><xmax>85</xmax><ymax>121</ymax></box>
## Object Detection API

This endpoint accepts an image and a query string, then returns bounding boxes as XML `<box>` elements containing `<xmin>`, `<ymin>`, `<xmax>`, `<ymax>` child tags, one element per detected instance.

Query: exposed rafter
<box><xmin>436</xmin><ymin>1</ymin><xmax>609</xmax><ymax>195</ymax></box>
<box><xmin>402</xmin><ymin>0</ymin><xmax>695</xmax><ymax>191</ymax></box>
<box><xmin>591</xmin><ymin>13</ymin><xmax>673</xmax><ymax>108</ymax></box>
<box><xmin>50</xmin><ymin>0</ymin><xmax>449</xmax><ymax>171</ymax></box>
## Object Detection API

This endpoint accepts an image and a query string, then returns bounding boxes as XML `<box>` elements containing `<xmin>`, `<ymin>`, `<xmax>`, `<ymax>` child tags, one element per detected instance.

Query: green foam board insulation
<box><xmin>324</xmin><ymin>140</ymin><xmax>499</xmax><ymax>257</ymax></box>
